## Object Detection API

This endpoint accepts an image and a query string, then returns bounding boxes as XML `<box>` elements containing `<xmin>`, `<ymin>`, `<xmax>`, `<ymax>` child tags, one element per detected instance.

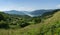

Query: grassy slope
<box><xmin>0</xmin><ymin>11</ymin><xmax>60</xmax><ymax>35</ymax></box>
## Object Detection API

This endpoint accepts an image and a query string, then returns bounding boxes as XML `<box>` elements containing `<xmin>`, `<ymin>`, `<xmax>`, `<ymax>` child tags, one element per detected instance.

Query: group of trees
<box><xmin>0</xmin><ymin>12</ymin><xmax>10</xmax><ymax>29</ymax></box>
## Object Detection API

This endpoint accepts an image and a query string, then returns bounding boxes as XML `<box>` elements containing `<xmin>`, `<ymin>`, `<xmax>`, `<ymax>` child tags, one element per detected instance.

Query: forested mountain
<box><xmin>4</xmin><ymin>10</ymin><xmax>27</xmax><ymax>15</ymax></box>
<box><xmin>4</xmin><ymin>9</ymin><xmax>54</xmax><ymax>17</ymax></box>
<box><xmin>30</xmin><ymin>9</ymin><xmax>53</xmax><ymax>16</ymax></box>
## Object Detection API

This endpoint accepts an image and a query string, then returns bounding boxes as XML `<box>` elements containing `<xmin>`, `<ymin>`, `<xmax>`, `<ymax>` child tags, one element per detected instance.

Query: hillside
<box><xmin>0</xmin><ymin>10</ymin><xmax>60</xmax><ymax>35</ymax></box>
<box><xmin>13</xmin><ymin>11</ymin><xmax>60</xmax><ymax>35</ymax></box>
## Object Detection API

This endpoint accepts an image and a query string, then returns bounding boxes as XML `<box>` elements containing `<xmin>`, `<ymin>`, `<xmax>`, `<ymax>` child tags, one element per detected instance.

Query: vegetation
<box><xmin>0</xmin><ymin>9</ymin><xmax>60</xmax><ymax>35</ymax></box>
<box><xmin>0</xmin><ymin>11</ymin><xmax>41</xmax><ymax>29</ymax></box>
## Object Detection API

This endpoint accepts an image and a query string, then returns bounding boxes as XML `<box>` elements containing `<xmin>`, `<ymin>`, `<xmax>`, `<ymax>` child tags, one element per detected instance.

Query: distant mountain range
<box><xmin>4</xmin><ymin>9</ymin><xmax>54</xmax><ymax>17</ymax></box>
<box><xmin>4</xmin><ymin>10</ymin><xmax>27</xmax><ymax>15</ymax></box>
<box><xmin>30</xmin><ymin>10</ymin><xmax>53</xmax><ymax>16</ymax></box>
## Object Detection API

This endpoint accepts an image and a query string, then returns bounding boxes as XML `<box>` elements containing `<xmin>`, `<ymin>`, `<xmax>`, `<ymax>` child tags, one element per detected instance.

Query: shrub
<box><xmin>0</xmin><ymin>23</ymin><xmax>9</xmax><ymax>29</ymax></box>
<box><xmin>0</xmin><ymin>14</ymin><xmax>4</xmax><ymax>21</ymax></box>
<box><xmin>19</xmin><ymin>22</ymin><xmax>30</xmax><ymax>28</ymax></box>
<box><xmin>0</xmin><ymin>21</ymin><xmax>9</xmax><ymax>29</ymax></box>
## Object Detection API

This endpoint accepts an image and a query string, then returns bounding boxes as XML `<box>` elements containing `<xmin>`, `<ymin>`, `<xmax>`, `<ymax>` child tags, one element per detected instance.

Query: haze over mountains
<box><xmin>4</xmin><ymin>9</ymin><xmax>54</xmax><ymax>17</ymax></box>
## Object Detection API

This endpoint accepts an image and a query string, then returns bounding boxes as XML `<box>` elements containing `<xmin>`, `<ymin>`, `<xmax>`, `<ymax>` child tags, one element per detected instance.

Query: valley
<box><xmin>0</xmin><ymin>9</ymin><xmax>60</xmax><ymax>35</ymax></box>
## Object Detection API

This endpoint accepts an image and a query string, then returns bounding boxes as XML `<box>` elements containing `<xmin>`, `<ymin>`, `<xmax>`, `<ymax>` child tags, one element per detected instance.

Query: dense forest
<box><xmin>0</xmin><ymin>9</ymin><xmax>60</xmax><ymax>35</ymax></box>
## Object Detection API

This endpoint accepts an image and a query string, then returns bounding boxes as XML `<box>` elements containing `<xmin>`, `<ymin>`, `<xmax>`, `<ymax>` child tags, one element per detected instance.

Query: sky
<box><xmin>0</xmin><ymin>0</ymin><xmax>60</xmax><ymax>11</ymax></box>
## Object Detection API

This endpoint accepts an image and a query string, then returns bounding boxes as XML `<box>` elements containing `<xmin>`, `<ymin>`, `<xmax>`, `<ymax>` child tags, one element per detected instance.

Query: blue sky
<box><xmin>0</xmin><ymin>0</ymin><xmax>60</xmax><ymax>11</ymax></box>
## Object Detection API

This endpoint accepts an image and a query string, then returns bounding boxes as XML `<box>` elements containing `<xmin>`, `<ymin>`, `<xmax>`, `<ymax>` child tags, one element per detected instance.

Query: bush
<box><xmin>0</xmin><ymin>21</ymin><xmax>9</xmax><ymax>29</ymax></box>
<box><xmin>32</xmin><ymin>17</ymin><xmax>41</xmax><ymax>24</ymax></box>
<box><xmin>0</xmin><ymin>23</ymin><xmax>9</xmax><ymax>29</ymax></box>
<box><xmin>19</xmin><ymin>22</ymin><xmax>30</xmax><ymax>28</ymax></box>
<box><xmin>0</xmin><ymin>14</ymin><xmax>4</xmax><ymax>21</ymax></box>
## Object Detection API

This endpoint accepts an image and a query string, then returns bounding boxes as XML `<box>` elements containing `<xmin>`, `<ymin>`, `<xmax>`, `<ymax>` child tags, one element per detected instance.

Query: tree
<box><xmin>0</xmin><ymin>20</ymin><xmax>9</xmax><ymax>29</ymax></box>
<box><xmin>19</xmin><ymin>22</ymin><xmax>30</xmax><ymax>28</ymax></box>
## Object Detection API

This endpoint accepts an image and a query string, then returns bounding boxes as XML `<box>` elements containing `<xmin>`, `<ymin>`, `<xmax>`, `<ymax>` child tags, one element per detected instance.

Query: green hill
<box><xmin>0</xmin><ymin>10</ymin><xmax>60</xmax><ymax>35</ymax></box>
<box><xmin>17</xmin><ymin>11</ymin><xmax>60</xmax><ymax>35</ymax></box>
